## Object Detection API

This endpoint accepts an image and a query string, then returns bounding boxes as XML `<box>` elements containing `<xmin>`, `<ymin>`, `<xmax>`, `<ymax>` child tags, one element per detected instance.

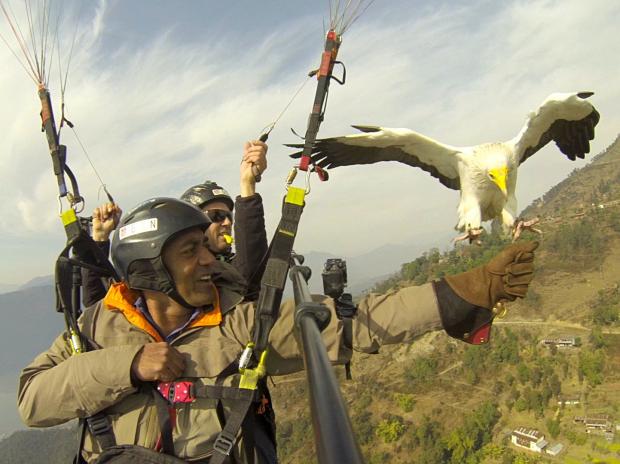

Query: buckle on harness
<box><xmin>213</xmin><ymin>430</ymin><xmax>236</xmax><ymax>456</ymax></box>
<box><xmin>86</xmin><ymin>414</ymin><xmax>112</xmax><ymax>436</ymax></box>
<box><xmin>157</xmin><ymin>381</ymin><xmax>195</xmax><ymax>404</ymax></box>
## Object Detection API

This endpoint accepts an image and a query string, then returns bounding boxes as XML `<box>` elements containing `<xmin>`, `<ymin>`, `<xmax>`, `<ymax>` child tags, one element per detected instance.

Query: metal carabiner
<box><xmin>304</xmin><ymin>166</ymin><xmax>312</xmax><ymax>195</ymax></box>
<box><xmin>57</xmin><ymin>196</ymin><xmax>64</xmax><ymax>215</ymax></box>
<box><xmin>285</xmin><ymin>165</ymin><xmax>310</xmax><ymax>195</ymax></box>
<box><xmin>285</xmin><ymin>166</ymin><xmax>298</xmax><ymax>187</ymax></box>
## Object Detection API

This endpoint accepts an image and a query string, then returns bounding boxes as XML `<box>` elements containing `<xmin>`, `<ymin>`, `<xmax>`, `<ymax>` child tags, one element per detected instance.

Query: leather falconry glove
<box><xmin>433</xmin><ymin>241</ymin><xmax>538</xmax><ymax>344</ymax></box>
<box><xmin>444</xmin><ymin>241</ymin><xmax>539</xmax><ymax>309</ymax></box>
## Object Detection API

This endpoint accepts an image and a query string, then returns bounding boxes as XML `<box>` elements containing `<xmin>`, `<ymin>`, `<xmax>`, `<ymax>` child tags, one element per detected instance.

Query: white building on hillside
<box><xmin>557</xmin><ymin>395</ymin><xmax>581</xmax><ymax>406</ymax></box>
<box><xmin>541</xmin><ymin>337</ymin><xmax>578</xmax><ymax>348</ymax></box>
<box><xmin>511</xmin><ymin>427</ymin><xmax>548</xmax><ymax>453</ymax></box>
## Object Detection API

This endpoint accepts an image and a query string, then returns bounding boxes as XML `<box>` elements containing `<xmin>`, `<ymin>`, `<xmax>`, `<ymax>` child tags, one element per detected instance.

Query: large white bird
<box><xmin>289</xmin><ymin>92</ymin><xmax>600</xmax><ymax>242</ymax></box>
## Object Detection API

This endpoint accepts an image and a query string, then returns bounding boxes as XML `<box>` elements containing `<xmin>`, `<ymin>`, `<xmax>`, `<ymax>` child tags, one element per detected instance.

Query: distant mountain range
<box><xmin>286</xmin><ymin>238</ymin><xmax>452</xmax><ymax>297</ymax></box>
<box><xmin>0</xmin><ymin>275</ymin><xmax>54</xmax><ymax>295</ymax></box>
<box><xmin>0</xmin><ymin>285</ymin><xmax>65</xmax><ymax>434</ymax></box>
<box><xmin>19</xmin><ymin>275</ymin><xmax>54</xmax><ymax>290</ymax></box>
<box><xmin>0</xmin><ymin>284</ymin><xmax>17</xmax><ymax>294</ymax></box>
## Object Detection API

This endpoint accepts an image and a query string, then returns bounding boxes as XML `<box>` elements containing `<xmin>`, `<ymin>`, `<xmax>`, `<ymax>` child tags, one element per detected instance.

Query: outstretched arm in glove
<box><xmin>433</xmin><ymin>241</ymin><xmax>538</xmax><ymax>344</ymax></box>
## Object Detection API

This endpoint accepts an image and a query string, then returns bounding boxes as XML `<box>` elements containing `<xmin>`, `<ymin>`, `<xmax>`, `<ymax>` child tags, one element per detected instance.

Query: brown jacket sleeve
<box><xmin>17</xmin><ymin>309</ymin><xmax>142</xmax><ymax>427</ymax></box>
<box><xmin>260</xmin><ymin>282</ymin><xmax>443</xmax><ymax>376</ymax></box>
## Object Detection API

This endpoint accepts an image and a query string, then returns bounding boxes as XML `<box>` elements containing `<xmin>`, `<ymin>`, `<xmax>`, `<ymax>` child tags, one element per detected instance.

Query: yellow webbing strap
<box><xmin>277</xmin><ymin>186</ymin><xmax>306</xmax><ymax>238</ymax></box>
<box><xmin>285</xmin><ymin>186</ymin><xmax>305</xmax><ymax>206</ymax></box>
<box><xmin>61</xmin><ymin>208</ymin><xmax>78</xmax><ymax>226</ymax></box>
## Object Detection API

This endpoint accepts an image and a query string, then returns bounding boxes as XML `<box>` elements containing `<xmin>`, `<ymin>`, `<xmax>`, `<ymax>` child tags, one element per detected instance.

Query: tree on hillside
<box><xmin>491</xmin><ymin>329</ymin><xmax>520</xmax><ymax>364</ymax></box>
<box><xmin>591</xmin><ymin>286</ymin><xmax>620</xmax><ymax>325</ymax></box>
<box><xmin>404</xmin><ymin>356</ymin><xmax>438</xmax><ymax>387</ymax></box>
<box><xmin>578</xmin><ymin>349</ymin><xmax>605</xmax><ymax>386</ymax></box>
<box><xmin>547</xmin><ymin>219</ymin><xmax>607</xmax><ymax>265</ymax></box>
<box><xmin>406</xmin><ymin>415</ymin><xmax>449</xmax><ymax>464</ymax></box>
<box><xmin>531</xmin><ymin>367</ymin><xmax>542</xmax><ymax>388</ymax></box>
<box><xmin>608</xmin><ymin>210</ymin><xmax>620</xmax><ymax>233</ymax></box>
<box><xmin>517</xmin><ymin>364</ymin><xmax>530</xmax><ymax>385</ymax></box>
<box><xmin>549</xmin><ymin>374</ymin><xmax>562</xmax><ymax>397</ymax></box>
<box><xmin>589</xmin><ymin>327</ymin><xmax>608</xmax><ymax>349</ymax></box>
<box><xmin>445</xmin><ymin>401</ymin><xmax>500</xmax><ymax>464</ymax></box>
<box><xmin>546</xmin><ymin>418</ymin><xmax>561</xmax><ymax>438</ymax></box>
<box><xmin>375</xmin><ymin>414</ymin><xmax>407</xmax><ymax>443</ymax></box>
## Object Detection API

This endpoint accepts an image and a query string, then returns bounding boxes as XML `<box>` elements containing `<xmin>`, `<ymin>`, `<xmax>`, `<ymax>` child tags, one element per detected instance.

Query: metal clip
<box><xmin>304</xmin><ymin>167</ymin><xmax>312</xmax><ymax>195</ymax></box>
<box><xmin>238</xmin><ymin>342</ymin><xmax>254</xmax><ymax>370</ymax></box>
<box><xmin>286</xmin><ymin>167</ymin><xmax>298</xmax><ymax>187</ymax></box>
<box><xmin>492</xmin><ymin>301</ymin><xmax>508</xmax><ymax>319</ymax></box>
<box><xmin>285</xmin><ymin>164</ymin><xmax>313</xmax><ymax>195</ymax></box>
<box><xmin>69</xmin><ymin>328</ymin><xmax>83</xmax><ymax>354</ymax></box>
<box><xmin>72</xmin><ymin>198</ymin><xmax>85</xmax><ymax>214</ymax></box>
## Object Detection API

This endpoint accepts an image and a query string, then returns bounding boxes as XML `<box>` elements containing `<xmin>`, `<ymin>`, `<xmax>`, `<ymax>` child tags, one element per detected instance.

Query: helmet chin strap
<box><xmin>166</xmin><ymin>288</ymin><xmax>196</xmax><ymax>310</ymax></box>
<box><xmin>153</xmin><ymin>258</ymin><xmax>198</xmax><ymax>309</ymax></box>
<box><xmin>128</xmin><ymin>258</ymin><xmax>197</xmax><ymax>309</ymax></box>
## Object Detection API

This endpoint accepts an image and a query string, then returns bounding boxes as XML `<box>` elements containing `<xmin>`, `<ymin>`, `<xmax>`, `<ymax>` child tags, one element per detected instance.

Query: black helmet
<box><xmin>180</xmin><ymin>180</ymin><xmax>234</xmax><ymax>211</ymax></box>
<box><xmin>111</xmin><ymin>197</ymin><xmax>211</xmax><ymax>307</ymax></box>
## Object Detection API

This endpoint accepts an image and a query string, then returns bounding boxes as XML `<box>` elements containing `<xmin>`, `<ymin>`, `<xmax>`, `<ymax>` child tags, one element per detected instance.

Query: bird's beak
<box><xmin>489</xmin><ymin>166</ymin><xmax>508</xmax><ymax>197</ymax></box>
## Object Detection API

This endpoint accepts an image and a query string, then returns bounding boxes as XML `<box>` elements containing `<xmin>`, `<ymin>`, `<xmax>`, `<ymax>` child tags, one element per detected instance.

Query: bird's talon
<box><xmin>453</xmin><ymin>228</ymin><xmax>484</xmax><ymax>245</ymax></box>
<box><xmin>512</xmin><ymin>217</ymin><xmax>541</xmax><ymax>241</ymax></box>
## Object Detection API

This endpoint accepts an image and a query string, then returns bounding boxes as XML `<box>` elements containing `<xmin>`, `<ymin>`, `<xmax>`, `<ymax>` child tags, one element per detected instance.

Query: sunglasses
<box><xmin>205</xmin><ymin>209</ymin><xmax>233</xmax><ymax>223</ymax></box>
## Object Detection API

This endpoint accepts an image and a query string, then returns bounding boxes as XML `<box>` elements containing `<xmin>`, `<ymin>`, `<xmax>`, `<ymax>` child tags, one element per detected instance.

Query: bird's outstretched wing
<box><xmin>511</xmin><ymin>92</ymin><xmax>600</xmax><ymax>165</ymax></box>
<box><xmin>287</xmin><ymin>126</ymin><xmax>462</xmax><ymax>190</ymax></box>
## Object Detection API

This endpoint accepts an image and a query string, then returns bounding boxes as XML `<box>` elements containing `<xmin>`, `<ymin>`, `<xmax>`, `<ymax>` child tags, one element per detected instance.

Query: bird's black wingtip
<box><xmin>285</xmin><ymin>143</ymin><xmax>304</xmax><ymax>158</ymax></box>
<box><xmin>577</xmin><ymin>91</ymin><xmax>594</xmax><ymax>99</ymax></box>
<box><xmin>351</xmin><ymin>125</ymin><xmax>381</xmax><ymax>133</ymax></box>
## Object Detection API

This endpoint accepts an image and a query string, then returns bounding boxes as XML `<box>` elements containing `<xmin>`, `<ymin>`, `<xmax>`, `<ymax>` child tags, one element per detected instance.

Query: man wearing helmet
<box><xmin>83</xmin><ymin>140</ymin><xmax>268</xmax><ymax>305</ymax></box>
<box><xmin>179</xmin><ymin>180</ymin><xmax>236</xmax><ymax>258</ymax></box>
<box><xmin>179</xmin><ymin>139</ymin><xmax>268</xmax><ymax>268</ymax></box>
<box><xmin>19</xmin><ymin>197</ymin><xmax>538</xmax><ymax>463</ymax></box>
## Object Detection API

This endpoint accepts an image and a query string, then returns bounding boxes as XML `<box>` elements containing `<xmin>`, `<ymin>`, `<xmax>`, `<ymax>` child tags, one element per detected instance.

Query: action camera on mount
<box><xmin>322</xmin><ymin>258</ymin><xmax>348</xmax><ymax>299</ymax></box>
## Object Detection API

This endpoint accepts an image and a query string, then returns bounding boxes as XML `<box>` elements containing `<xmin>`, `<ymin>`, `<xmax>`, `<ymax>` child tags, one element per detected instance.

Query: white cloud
<box><xmin>0</xmin><ymin>0</ymin><xmax>619</xmax><ymax>282</ymax></box>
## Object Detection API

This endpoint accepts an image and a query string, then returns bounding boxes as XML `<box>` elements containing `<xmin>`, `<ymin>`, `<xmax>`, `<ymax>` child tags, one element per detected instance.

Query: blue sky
<box><xmin>1</xmin><ymin>0</ymin><xmax>619</xmax><ymax>286</ymax></box>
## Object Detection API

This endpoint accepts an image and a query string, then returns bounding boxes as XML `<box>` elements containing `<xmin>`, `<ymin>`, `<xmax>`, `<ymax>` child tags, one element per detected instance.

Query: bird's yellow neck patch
<box><xmin>489</xmin><ymin>166</ymin><xmax>508</xmax><ymax>195</ymax></box>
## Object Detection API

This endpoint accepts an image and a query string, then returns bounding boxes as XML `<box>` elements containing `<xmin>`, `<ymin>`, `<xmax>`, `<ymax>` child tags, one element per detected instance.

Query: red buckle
<box><xmin>466</xmin><ymin>323</ymin><xmax>492</xmax><ymax>345</ymax></box>
<box><xmin>157</xmin><ymin>381</ymin><xmax>195</xmax><ymax>404</ymax></box>
<box><xmin>314</xmin><ymin>165</ymin><xmax>329</xmax><ymax>182</ymax></box>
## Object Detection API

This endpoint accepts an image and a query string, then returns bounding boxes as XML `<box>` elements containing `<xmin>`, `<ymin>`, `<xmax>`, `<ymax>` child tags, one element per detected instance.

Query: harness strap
<box><xmin>156</xmin><ymin>381</ymin><xmax>262</xmax><ymax>404</ymax></box>
<box><xmin>150</xmin><ymin>385</ymin><xmax>176</xmax><ymax>456</ymax></box>
<box><xmin>252</xmin><ymin>188</ymin><xmax>305</xmax><ymax>352</ymax></box>
<box><xmin>194</xmin><ymin>385</ymin><xmax>259</xmax><ymax>402</ymax></box>
<box><xmin>210</xmin><ymin>395</ymin><xmax>256</xmax><ymax>464</ymax></box>
<box><xmin>342</xmin><ymin>318</ymin><xmax>354</xmax><ymax>380</ymax></box>
<box><xmin>86</xmin><ymin>413</ymin><xmax>116</xmax><ymax>450</ymax></box>
<box><xmin>214</xmin><ymin>400</ymin><xmax>237</xmax><ymax>464</ymax></box>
